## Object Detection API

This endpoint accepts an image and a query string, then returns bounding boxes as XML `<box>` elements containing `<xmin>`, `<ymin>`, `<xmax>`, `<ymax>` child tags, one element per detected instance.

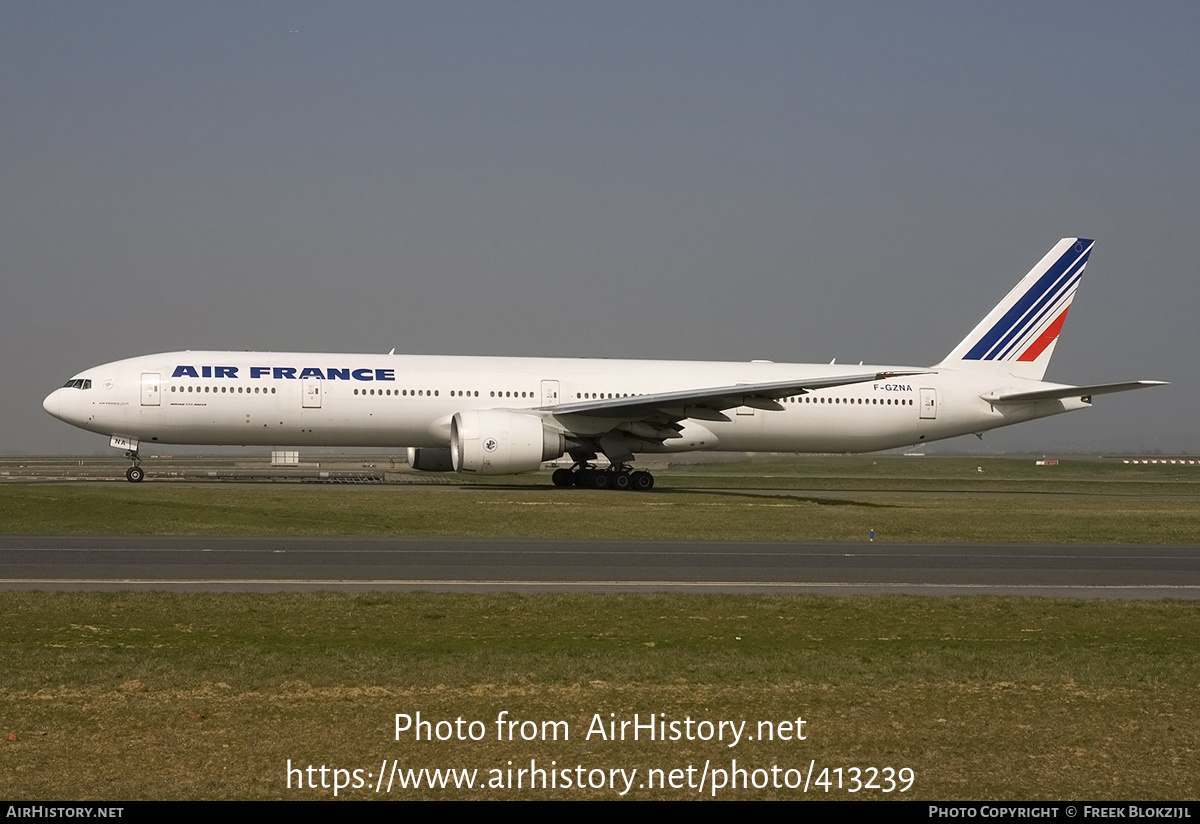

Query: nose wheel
<box><xmin>124</xmin><ymin>450</ymin><xmax>144</xmax><ymax>483</ymax></box>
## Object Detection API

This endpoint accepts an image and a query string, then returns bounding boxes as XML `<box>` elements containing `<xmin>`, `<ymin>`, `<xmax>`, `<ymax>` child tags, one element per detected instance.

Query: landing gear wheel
<box><xmin>126</xmin><ymin>466</ymin><xmax>145</xmax><ymax>483</ymax></box>
<box><xmin>557</xmin><ymin>463</ymin><xmax>653</xmax><ymax>491</ymax></box>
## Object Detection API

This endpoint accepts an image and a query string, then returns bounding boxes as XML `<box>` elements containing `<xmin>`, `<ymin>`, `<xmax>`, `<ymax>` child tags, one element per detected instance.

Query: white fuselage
<box><xmin>43</xmin><ymin>350</ymin><xmax>1084</xmax><ymax>456</ymax></box>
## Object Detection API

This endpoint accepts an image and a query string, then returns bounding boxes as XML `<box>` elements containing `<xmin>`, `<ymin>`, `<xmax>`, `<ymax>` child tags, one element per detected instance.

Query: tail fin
<box><xmin>937</xmin><ymin>238</ymin><xmax>1093</xmax><ymax>380</ymax></box>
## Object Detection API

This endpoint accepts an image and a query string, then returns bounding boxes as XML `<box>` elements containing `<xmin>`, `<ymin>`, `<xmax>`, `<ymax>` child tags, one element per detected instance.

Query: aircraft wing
<box><xmin>981</xmin><ymin>380</ymin><xmax>1169</xmax><ymax>404</ymax></box>
<box><xmin>548</xmin><ymin>370</ymin><xmax>928</xmax><ymax>421</ymax></box>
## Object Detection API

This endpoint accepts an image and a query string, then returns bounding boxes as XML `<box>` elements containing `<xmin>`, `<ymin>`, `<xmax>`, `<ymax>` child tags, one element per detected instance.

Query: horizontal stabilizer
<box><xmin>981</xmin><ymin>380</ymin><xmax>1168</xmax><ymax>404</ymax></box>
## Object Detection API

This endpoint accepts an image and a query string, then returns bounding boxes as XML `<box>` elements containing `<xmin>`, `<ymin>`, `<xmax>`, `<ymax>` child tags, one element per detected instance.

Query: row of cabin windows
<box><xmin>572</xmin><ymin>392</ymin><xmax>912</xmax><ymax>406</ymax></box>
<box><xmin>171</xmin><ymin>385</ymin><xmax>275</xmax><ymax>394</ymax></box>
<box><xmin>350</xmin><ymin>389</ymin><xmax>538</xmax><ymax>397</ymax></box>
<box><xmin>168</xmin><ymin>385</ymin><xmax>534</xmax><ymax>399</ymax></box>
<box><xmin>571</xmin><ymin>392</ymin><xmax>913</xmax><ymax>406</ymax></box>
<box><xmin>354</xmin><ymin>389</ymin><xmax>914</xmax><ymax>406</ymax></box>
<box><xmin>784</xmin><ymin>396</ymin><xmax>913</xmax><ymax>406</ymax></box>
<box><xmin>167</xmin><ymin>384</ymin><xmax>914</xmax><ymax>407</ymax></box>
<box><xmin>350</xmin><ymin>389</ymin><xmax>553</xmax><ymax>399</ymax></box>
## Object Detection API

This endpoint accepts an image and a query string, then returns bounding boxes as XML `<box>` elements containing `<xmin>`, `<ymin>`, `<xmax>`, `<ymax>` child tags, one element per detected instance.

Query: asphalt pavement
<box><xmin>2</xmin><ymin>535</ymin><xmax>1198</xmax><ymax>598</ymax></box>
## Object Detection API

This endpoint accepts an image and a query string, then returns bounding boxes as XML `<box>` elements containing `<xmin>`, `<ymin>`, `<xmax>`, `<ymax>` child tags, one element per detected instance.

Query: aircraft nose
<box><xmin>43</xmin><ymin>390</ymin><xmax>61</xmax><ymax>420</ymax></box>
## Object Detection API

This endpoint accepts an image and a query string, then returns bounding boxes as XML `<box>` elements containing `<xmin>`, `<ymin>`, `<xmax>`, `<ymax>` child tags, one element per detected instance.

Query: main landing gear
<box><xmin>124</xmin><ymin>450</ymin><xmax>144</xmax><ymax>483</ymax></box>
<box><xmin>551</xmin><ymin>464</ymin><xmax>655</xmax><ymax>491</ymax></box>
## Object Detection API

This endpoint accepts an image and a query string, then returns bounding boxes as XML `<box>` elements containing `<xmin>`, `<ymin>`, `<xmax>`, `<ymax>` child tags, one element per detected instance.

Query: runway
<box><xmin>2</xmin><ymin>535</ymin><xmax>1199</xmax><ymax>598</ymax></box>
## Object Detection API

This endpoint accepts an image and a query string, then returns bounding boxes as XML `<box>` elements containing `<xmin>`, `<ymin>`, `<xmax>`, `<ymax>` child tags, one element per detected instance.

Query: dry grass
<box><xmin>3</xmin><ymin>592</ymin><xmax>1198</xmax><ymax>799</ymax></box>
<box><xmin>2</xmin><ymin>483</ymin><xmax>1199</xmax><ymax>543</ymax></box>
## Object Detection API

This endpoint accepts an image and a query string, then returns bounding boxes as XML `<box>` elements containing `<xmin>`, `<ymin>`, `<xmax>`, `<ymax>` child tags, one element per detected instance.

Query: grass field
<box><xmin>2</xmin><ymin>455</ymin><xmax>1198</xmax><ymax>800</ymax></box>
<box><xmin>2</xmin><ymin>592</ymin><xmax>1198</xmax><ymax>800</ymax></box>
<box><xmin>3</xmin><ymin>454</ymin><xmax>1199</xmax><ymax>543</ymax></box>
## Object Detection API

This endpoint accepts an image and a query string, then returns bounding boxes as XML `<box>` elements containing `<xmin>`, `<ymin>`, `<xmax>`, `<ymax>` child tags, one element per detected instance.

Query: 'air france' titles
<box><xmin>172</xmin><ymin>366</ymin><xmax>395</xmax><ymax>381</ymax></box>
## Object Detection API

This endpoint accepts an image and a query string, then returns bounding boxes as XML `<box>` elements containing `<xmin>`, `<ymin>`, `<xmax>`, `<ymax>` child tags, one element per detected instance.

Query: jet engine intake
<box><xmin>450</xmin><ymin>410</ymin><xmax>565</xmax><ymax>474</ymax></box>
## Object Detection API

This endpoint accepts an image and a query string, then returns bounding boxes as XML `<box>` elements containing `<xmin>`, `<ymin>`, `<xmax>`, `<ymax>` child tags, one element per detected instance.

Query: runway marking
<box><xmin>3</xmin><ymin>579</ymin><xmax>1200</xmax><ymax>591</ymax></box>
<box><xmin>7</xmin><ymin>546</ymin><xmax>1197</xmax><ymax>561</ymax></box>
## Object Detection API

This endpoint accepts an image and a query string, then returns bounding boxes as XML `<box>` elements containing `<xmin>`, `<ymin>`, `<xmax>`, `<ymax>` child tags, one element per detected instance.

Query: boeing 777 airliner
<box><xmin>43</xmin><ymin>239</ymin><xmax>1165</xmax><ymax>488</ymax></box>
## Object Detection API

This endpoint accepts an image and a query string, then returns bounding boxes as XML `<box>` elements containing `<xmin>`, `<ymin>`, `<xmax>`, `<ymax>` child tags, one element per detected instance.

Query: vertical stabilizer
<box><xmin>937</xmin><ymin>238</ymin><xmax>1093</xmax><ymax>380</ymax></box>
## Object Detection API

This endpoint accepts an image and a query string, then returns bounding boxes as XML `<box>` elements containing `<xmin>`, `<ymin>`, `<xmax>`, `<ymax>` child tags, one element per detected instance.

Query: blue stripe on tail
<box><xmin>964</xmin><ymin>240</ymin><xmax>1092</xmax><ymax>361</ymax></box>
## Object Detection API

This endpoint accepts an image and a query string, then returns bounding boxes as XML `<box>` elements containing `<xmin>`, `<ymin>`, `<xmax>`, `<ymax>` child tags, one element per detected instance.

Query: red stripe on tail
<box><xmin>1017</xmin><ymin>307</ymin><xmax>1070</xmax><ymax>362</ymax></box>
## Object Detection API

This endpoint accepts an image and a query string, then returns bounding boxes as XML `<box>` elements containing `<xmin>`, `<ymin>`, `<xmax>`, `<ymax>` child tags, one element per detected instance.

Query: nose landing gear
<box><xmin>124</xmin><ymin>451</ymin><xmax>144</xmax><ymax>483</ymax></box>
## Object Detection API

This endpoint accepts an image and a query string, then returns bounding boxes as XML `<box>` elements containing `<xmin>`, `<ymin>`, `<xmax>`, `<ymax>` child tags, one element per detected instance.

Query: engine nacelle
<box><xmin>407</xmin><ymin>447</ymin><xmax>455</xmax><ymax>472</ymax></box>
<box><xmin>451</xmin><ymin>410</ymin><xmax>565</xmax><ymax>475</ymax></box>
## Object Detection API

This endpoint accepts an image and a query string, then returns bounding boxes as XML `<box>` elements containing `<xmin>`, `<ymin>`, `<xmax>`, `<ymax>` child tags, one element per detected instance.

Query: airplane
<box><xmin>43</xmin><ymin>238</ymin><xmax>1166</xmax><ymax>488</ymax></box>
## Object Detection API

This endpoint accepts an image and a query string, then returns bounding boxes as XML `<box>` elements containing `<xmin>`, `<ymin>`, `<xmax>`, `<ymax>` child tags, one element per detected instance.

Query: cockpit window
<box><xmin>62</xmin><ymin>379</ymin><xmax>92</xmax><ymax>389</ymax></box>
